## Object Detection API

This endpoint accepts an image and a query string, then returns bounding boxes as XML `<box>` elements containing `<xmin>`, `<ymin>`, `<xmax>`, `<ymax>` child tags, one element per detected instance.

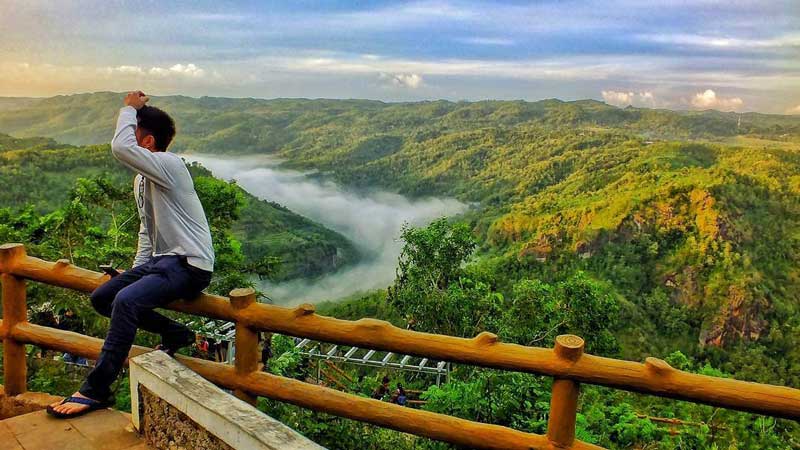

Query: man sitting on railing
<box><xmin>48</xmin><ymin>91</ymin><xmax>215</xmax><ymax>418</ymax></box>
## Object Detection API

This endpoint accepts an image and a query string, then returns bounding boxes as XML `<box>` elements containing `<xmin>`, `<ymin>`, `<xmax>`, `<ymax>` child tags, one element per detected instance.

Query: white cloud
<box><xmin>787</xmin><ymin>105</ymin><xmax>800</xmax><ymax>115</ymax></box>
<box><xmin>149</xmin><ymin>63</ymin><xmax>206</xmax><ymax>78</ymax></box>
<box><xmin>0</xmin><ymin>61</ymin><xmax>221</xmax><ymax>97</ymax></box>
<box><xmin>102</xmin><ymin>63</ymin><xmax>206</xmax><ymax>79</ymax></box>
<box><xmin>105</xmin><ymin>65</ymin><xmax>146</xmax><ymax>76</ymax></box>
<box><xmin>602</xmin><ymin>90</ymin><xmax>655</xmax><ymax>108</ymax></box>
<box><xmin>379</xmin><ymin>73</ymin><xmax>424</xmax><ymax>89</ymax></box>
<box><xmin>637</xmin><ymin>33</ymin><xmax>800</xmax><ymax>50</ymax></box>
<box><xmin>690</xmin><ymin>89</ymin><xmax>744</xmax><ymax>111</ymax></box>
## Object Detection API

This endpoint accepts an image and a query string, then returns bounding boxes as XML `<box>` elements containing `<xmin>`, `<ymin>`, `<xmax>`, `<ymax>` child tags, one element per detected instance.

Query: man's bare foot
<box><xmin>49</xmin><ymin>391</ymin><xmax>95</xmax><ymax>415</ymax></box>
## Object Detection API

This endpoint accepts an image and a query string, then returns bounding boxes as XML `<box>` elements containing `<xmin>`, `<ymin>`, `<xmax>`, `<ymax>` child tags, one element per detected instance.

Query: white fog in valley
<box><xmin>184</xmin><ymin>154</ymin><xmax>468</xmax><ymax>305</ymax></box>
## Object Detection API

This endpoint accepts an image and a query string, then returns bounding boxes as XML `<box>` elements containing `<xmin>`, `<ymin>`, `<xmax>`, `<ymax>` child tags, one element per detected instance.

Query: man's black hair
<box><xmin>136</xmin><ymin>105</ymin><xmax>176</xmax><ymax>151</ymax></box>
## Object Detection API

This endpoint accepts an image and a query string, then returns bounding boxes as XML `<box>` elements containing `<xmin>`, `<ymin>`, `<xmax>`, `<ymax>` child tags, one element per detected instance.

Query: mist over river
<box><xmin>184</xmin><ymin>154</ymin><xmax>468</xmax><ymax>305</ymax></box>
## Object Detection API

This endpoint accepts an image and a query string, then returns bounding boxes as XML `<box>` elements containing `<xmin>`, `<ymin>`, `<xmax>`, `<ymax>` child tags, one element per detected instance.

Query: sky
<box><xmin>0</xmin><ymin>0</ymin><xmax>798</xmax><ymax>113</ymax></box>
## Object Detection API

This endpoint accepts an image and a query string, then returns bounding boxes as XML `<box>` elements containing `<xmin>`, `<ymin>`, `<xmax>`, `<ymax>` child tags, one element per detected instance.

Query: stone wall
<box><xmin>140</xmin><ymin>386</ymin><xmax>233</xmax><ymax>450</ymax></box>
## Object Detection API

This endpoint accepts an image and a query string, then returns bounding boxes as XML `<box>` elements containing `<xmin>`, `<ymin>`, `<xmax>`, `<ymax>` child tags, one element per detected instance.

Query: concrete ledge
<box><xmin>130</xmin><ymin>351</ymin><xmax>324</xmax><ymax>450</ymax></box>
<box><xmin>0</xmin><ymin>384</ymin><xmax>64</xmax><ymax>420</ymax></box>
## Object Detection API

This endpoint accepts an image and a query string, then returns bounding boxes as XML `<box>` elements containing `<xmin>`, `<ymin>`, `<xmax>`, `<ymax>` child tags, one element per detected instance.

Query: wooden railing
<box><xmin>1</xmin><ymin>243</ymin><xmax>799</xmax><ymax>450</ymax></box>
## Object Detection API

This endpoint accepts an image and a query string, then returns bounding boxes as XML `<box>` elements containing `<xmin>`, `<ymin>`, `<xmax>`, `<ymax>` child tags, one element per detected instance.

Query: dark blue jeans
<box><xmin>80</xmin><ymin>255</ymin><xmax>212</xmax><ymax>400</ymax></box>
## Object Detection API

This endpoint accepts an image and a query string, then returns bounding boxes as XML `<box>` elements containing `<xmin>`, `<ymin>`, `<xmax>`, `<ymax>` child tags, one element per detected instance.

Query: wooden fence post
<box><xmin>230</xmin><ymin>287</ymin><xmax>259</xmax><ymax>406</ymax></box>
<box><xmin>547</xmin><ymin>335</ymin><xmax>585</xmax><ymax>449</ymax></box>
<box><xmin>1</xmin><ymin>244</ymin><xmax>29</xmax><ymax>396</ymax></box>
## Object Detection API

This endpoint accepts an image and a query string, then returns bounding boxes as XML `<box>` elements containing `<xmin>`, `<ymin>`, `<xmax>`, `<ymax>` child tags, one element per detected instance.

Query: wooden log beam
<box><xmin>0</xmin><ymin>243</ymin><xmax>26</xmax><ymax>274</ymax></box>
<box><xmin>231</xmin><ymin>288</ymin><xmax>259</xmax><ymax>406</ymax></box>
<box><xmin>10</xmin><ymin>322</ymin><xmax>152</xmax><ymax>362</ymax></box>
<box><xmin>8</xmin><ymin>322</ymin><xmax>601</xmax><ymax>450</ymax></box>
<box><xmin>1</xmin><ymin>271</ymin><xmax>27</xmax><ymax>395</ymax></box>
<box><xmin>4</xmin><ymin>248</ymin><xmax>800</xmax><ymax>420</ymax></box>
<box><xmin>547</xmin><ymin>335</ymin><xmax>584</xmax><ymax>449</ymax></box>
<box><xmin>222</xmin><ymin>302</ymin><xmax>800</xmax><ymax>421</ymax></box>
<box><xmin>1</xmin><ymin>244</ymin><xmax>107</xmax><ymax>293</ymax></box>
<box><xmin>227</xmin><ymin>371</ymin><xmax>602</xmax><ymax>450</ymax></box>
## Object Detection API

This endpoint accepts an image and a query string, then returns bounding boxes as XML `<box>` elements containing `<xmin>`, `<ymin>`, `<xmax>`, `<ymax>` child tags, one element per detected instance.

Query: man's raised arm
<box><xmin>110</xmin><ymin>92</ymin><xmax>176</xmax><ymax>188</ymax></box>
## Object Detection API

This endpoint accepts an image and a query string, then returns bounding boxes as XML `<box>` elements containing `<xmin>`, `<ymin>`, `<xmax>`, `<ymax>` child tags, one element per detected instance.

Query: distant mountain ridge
<box><xmin>0</xmin><ymin>92</ymin><xmax>797</xmax><ymax>151</ymax></box>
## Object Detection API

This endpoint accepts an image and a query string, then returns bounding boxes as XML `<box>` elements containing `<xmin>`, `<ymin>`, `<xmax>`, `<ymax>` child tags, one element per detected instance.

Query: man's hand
<box><xmin>124</xmin><ymin>91</ymin><xmax>149</xmax><ymax>110</ymax></box>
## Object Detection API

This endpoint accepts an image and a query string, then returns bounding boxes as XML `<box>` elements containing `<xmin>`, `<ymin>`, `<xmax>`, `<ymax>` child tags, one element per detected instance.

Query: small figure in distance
<box><xmin>195</xmin><ymin>334</ymin><xmax>210</xmax><ymax>359</ymax></box>
<box><xmin>372</xmin><ymin>375</ymin><xmax>391</xmax><ymax>400</ymax></box>
<box><xmin>392</xmin><ymin>383</ymin><xmax>408</xmax><ymax>406</ymax></box>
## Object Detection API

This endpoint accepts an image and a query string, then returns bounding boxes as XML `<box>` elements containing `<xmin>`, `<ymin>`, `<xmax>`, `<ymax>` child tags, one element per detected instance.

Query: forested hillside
<box><xmin>0</xmin><ymin>134</ymin><xmax>356</xmax><ymax>281</ymax></box>
<box><xmin>1</xmin><ymin>93</ymin><xmax>799</xmax><ymax>448</ymax></box>
<box><xmin>1</xmin><ymin>92</ymin><xmax>798</xmax><ymax>150</ymax></box>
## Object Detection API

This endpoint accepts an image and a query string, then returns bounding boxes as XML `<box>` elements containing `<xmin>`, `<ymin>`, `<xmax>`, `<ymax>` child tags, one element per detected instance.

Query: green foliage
<box><xmin>113</xmin><ymin>374</ymin><xmax>132</xmax><ymax>412</ymax></box>
<box><xmin>389</xmin><ymin>219</ymin><xmax>503</xmax><ymax>337</ymax></box>
<box><xmin>396</xmin><ymin>218</ymin><xmax>477</xmax><ymax>291</ymax></box>
<box><xmin>194</xmin><ymin>175</ymin><xmax>247</xmax><ymax>230</ymax></box>
<box><xmin>423</xmin><ymin>370</ymin><xmax>550</xmax><ymax>433</ymax></box>
<box><xmin>26</xmin><ymin>357</ymin><xmax>84</xmax><ymax>397</ymax></box>
<box><xmin>192</xmin><ymin>174</ymin><xmax>252</xmax><ymax>293</ymax></box>
<box><xmin>316</xmin><ymin>290</ymin><xmax>404</xmax><ymax>325</ymax></box>
<box><xmin>257</xmin><ymin>397</ymin><xmax>433</xmax><ymax>450</ymax></box>
<box><xmin>502</xmin><ymin>273</ymin><xmax>619</xmax><ymax>355</ymax></box>
<box><xmin>267</xmin><ymin>334</ymin><xmax>303</xmax><ymax>378</ymax></box>
<box><xmin>388</xmin><ymin>220</ymin><xmax>620</xmax><ymax>354</ymax></box>
<box><xmin>607</xmin><ymin>403</ymin><xmax>662</xmax><ymax>446</ymax></box>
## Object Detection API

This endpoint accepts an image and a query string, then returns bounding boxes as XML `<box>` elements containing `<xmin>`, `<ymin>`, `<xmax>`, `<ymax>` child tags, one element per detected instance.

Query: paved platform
<box><xmin>0</xmin><ymin>408</ymin><xmax>150</xmax><ymax>450</ymax></box>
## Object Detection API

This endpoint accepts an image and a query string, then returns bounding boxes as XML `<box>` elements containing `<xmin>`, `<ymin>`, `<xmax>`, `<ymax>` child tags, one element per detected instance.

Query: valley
<box><xmin>184</xmin><ymin>154</ymin><xmax>466</xmax><ymax>304</ymax></box>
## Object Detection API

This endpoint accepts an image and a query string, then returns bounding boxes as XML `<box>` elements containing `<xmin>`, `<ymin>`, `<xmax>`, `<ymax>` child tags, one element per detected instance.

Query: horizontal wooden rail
<box><xmin>3</xmin><ymin>243</ymin><xmax>800</xmax><ymax>421</ymax></box>
<box><xmin>3</xmin><ymin>322</ymin><xmax>604</xmax><ymax>450</ymax></box>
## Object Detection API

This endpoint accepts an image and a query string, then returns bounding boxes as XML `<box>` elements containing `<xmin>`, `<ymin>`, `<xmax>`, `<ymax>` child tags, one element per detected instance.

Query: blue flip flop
<box><xmin>46</xmin><ymin>396</ymin><xmax>110</xmax><ymax>419</ymax></box>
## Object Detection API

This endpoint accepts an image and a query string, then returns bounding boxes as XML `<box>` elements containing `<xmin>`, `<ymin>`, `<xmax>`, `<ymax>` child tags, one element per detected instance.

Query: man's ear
<box><xmin>141</xmin><ymin>134</ymin><xmax>157</xmax><ymax>152</ymax></box>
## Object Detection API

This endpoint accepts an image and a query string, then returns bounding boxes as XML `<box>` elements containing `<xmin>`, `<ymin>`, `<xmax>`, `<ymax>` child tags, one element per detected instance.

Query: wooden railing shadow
<box><xmin>1</xmin><ymin>243</ymin><xmax>799</xmax><ymax>450</ymax></box>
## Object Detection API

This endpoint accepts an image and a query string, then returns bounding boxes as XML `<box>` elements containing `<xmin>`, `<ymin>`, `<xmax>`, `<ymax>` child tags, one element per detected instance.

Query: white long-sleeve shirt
<box><xmin>111</xmin><ymin>106</ymin><xmax>215</xmax><ymax>272</ymax></box>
